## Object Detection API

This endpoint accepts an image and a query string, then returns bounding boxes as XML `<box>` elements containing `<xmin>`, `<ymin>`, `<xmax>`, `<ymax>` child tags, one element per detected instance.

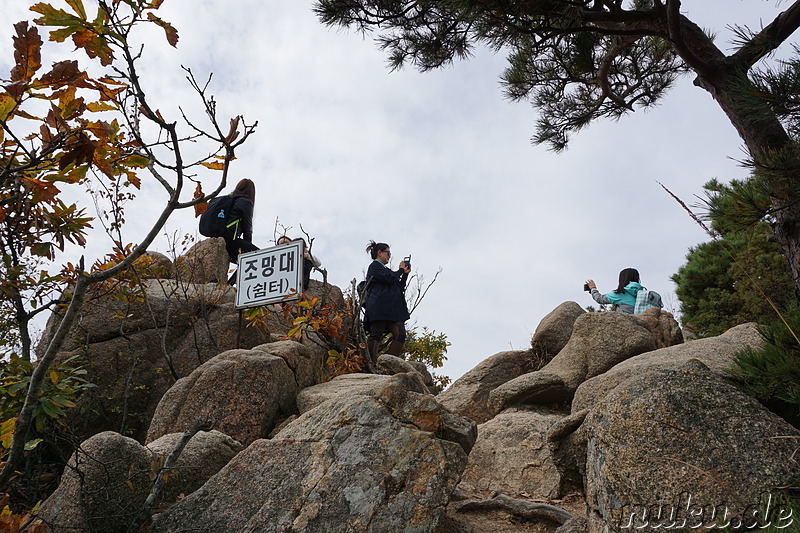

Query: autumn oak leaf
<box><xmin>40</xmin><ymin>60</ymin><xmax>82</xmax><ymax>88</ymax></box>
<box><xmin>58</xmin><ymin>132</ymin><xmax>96</xmax><ymax>170</ymax></box>
<box><xmin>200</xmin><ymin>161</ymin><xmax>225</xmax><ymax>171</ymax></box>
<box><xmin>11</xmin><ymin>22</ymin><xmax>43</xmax><ymax>84</ymax></box>
<box><xmin>147</xmin><ymin>13</ymin><xmax>179</xmax><ymax>47</ymax></box>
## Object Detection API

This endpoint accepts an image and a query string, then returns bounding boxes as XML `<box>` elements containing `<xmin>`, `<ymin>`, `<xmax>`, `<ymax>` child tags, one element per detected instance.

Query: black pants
<box><xmin>226</xmin><ymin>238</ymin><xmax>259</xmax><ymax>285</ymax></box>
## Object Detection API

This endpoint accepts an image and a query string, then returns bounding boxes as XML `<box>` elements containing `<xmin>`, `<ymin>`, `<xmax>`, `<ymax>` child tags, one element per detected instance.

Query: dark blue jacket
<box><xmin>364</xmin><ymin>260</ymin><xmax>410</xmax><ymax>323</ymax></box>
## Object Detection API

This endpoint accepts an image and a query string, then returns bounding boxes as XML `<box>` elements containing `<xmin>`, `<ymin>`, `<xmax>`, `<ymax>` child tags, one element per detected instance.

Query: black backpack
<box><xmin>357</xmin><ymin>278</ymin><xmax>373</xmax><ymax>308</ymax></box>
<box><xmin>199</xmin><ymin>196</ymin><xmax>237</xmax><ymax>238</ymax></box>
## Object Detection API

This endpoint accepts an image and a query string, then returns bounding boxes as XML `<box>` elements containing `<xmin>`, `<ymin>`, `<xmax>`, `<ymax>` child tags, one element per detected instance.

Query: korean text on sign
<box><xmin>235</xmin><ymin>241</ymin><xmax>303</xmax><ymax>308</ymax></box>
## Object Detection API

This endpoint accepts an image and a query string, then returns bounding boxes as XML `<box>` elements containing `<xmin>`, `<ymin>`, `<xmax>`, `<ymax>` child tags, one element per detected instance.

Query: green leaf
<box><xmin>24</xmin><ymin>438</ymin><xmax>43</xmax><ymax>451</ymax></box>
<box><xmin>65</xmin><ymin>0</ymin><xmax>87</xmax><ymax>19</ymax></box>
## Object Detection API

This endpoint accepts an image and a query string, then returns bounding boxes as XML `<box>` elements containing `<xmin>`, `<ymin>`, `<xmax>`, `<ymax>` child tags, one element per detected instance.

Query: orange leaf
<box><xmin>40</xmin><ymin>60</ymin><xmax>82</xmax><ymax>88</ymax></box>
<box><xmin>226</xmin><ymin>116</ymin><xmax>241</xmax><ymax>143</ymax></box>
<box><xmin>193</xmin><ymin>184</ymin><xmax>207</xmax><ymax>217</ymax></box>
<box><xmin>146</xmin><ymin>13</ymin><xmax>179</xmax><ymax>47</ymax></box>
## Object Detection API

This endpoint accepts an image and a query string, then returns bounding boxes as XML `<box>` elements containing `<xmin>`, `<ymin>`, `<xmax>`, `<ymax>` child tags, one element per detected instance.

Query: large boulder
<box><xmin>572</xmin><ymin>322</ymin><xmax>762</xmax><ymax>411</ymax></box>
<box><xmin>146</xmin><ymin>342</ymin><xmax>319</xmax><ymax>446</ymax></box>
<box><xmin>43</xmin><ymin>280</ymin><xmax>269</xmax><ymax>441</ymax></box>
<box><xmin>296</xmin><ymin>372</ymin><xmax>428</xmax><ymax>414</ymax></box>
<box><xmin>584</xmin><ymin>360</ymin><xmax>800</xmax><ymax>532</ymax></box>
<box><xmin>630</xmin><ymin>307</ymin><xmax>684</xmax><ymax>348</ymax></box>
<box><xmin>378</xmin><ymin>354</ymin><xmax>438</xmax><ymax>394</ymax></box>
<box><xmin>436</xmin><ymin>350</ymin><xmax>536</xmax><ymax>424</ymax></box>
<box><xmin>169</xmin><ymin>302</ymin><xmax>272</xmax><ymax>377</ymax></box>
<box><xmin>146</xmin><ymin>430</ymin><xmax>244</xmax><ymax>505</ymax></box>
<box><xmin>531</xmin><ymin>301</ymin><xmax>585</xmax><ymax>356</ymax></box>
<box><xmin>35</xmin><ymin>430</ymin><xmax>243</xmax><ymax>533</ymax></box>
<box><xmin>149</xmin><ymin>389</ymin><xmax>477</xmax><ymax>533</ymax></box>
<box><xmin>38</xmin><ymin>278</ymin><xmax>224</xmax><ymax>354</ymax></box>
<box><xmin>490</xmin><ymin>311</ymin><xmax>673</xmax><ymax>411</ymax></box>
<box><xmin>34</xmin><ymin>432</ymin><xmax>152</xmax><ymax>533</ymax></box>
<box><xmin>133</xmin><ymin>250</ymin><xmax>176</xmax><ymax>279</ymax></box>
<box><xmin>174</xmin><ymin>237</ymin><xmax>230</xmax><ymax>284</ymax></box>
<box><xmin>459</xmin><ymin>406</ymin><xmax>564</xmax><ymax>499</ymax></box>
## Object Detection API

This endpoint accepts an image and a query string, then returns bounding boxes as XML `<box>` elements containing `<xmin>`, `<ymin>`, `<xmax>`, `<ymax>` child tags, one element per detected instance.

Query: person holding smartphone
<box><xmin>584</xmin><ymin>268</ymin><xmax>642</xmax><ymax>314</ymax></box>
<box><xmin>363</xmin><ymin>240</ymin><xmax>411</xmax><ymax>369</ymax></box>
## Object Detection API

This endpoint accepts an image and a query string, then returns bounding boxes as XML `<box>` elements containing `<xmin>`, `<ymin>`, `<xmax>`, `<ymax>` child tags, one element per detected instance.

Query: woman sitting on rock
<box><xmin>585</xmin><ymin>268</ymin><xmax>642</xmax><ymax>314</ymax></box>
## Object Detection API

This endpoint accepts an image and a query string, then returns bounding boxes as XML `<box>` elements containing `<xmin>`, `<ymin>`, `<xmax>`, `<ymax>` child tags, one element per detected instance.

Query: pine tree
<box><xmin>314</xmin><ymin>0</ymin><xmax>800</xmax><ymax>301</ymax></box>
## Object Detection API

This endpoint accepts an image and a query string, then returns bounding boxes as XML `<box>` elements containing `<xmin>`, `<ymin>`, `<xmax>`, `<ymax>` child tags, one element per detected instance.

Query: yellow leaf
<box><xmin>0</xmin><ymin>95</ymin><xmax>16</xmax><ymax>122</ymax></box>
<box><xmin>200</xmin><ymin>161</ymin><xmax>225</xmax><ymax>171</ymax></box>
<box><xmin>50</xmin><ymin>370</ymin><xmax>60</xmax><ymax>385</ymax></box>
<box><xmin>87</xmin><ymin>101</ymin><xmax>117</xmax><ymax>112</ymax></box>
<box><xmin>0</xmin><ymin>418</ymin><xmax>16</xmax><ymax>449</ymax></box>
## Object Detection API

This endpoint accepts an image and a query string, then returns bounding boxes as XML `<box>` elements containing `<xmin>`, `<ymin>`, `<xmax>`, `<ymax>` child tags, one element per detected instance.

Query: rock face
<box><xmin>584</xmin><ymin>361</ymin><xmax>800</xmax><ymax>533</ymax></box>
<box><xmin>149</xmin><ymin>389</ymin><xmax>477</xmax><ymax>533</ymax></box>
<box><xmin>460</xmin><ymin>407</ymin><xmax>564</xmax><ymax>499</ymax></box>
<box><xmin>436</xmin><ymin>350</ymin><xmax>536</xmax><ymax>424</ymax></box>
<box><xmin>530</xmin><ymin>301</ymin><xmax>585</xmax><ymax>356</ymax></box>
<box><xmin>572</xmin><ymin>322</ymin><xmax>761</xmax><ymax>411</ymax></box>
<box><xmin>35</xmin><ymin>432</ymin><xmax>152</xmax><ymax>533</ymax></box>
<box><xmin>490</xmin><ymin>311</ymin><xmax>682</xmax><ymax>411</ymax></box>
<box><xmin>39</xmin><ymin>279</ymin><xmax>270</xmax><ymax>441</ymax></box>
<box><xmin>146</xmin><ymin>430</ymin><xmax>244</xmax><ymax>506</ymax></box>
<box><xmin>295</xmin><ymin>372</ymin><xmax>428</xmax><ymax>414</ymax></box>
<box><xmin>35</xmin><ymin>430</ymin><xmax>243</xmax><ymax>533</ymax></box>
<box><xmin>147</xmin><ymin>342</ymin><xmax>320</xmax><ymax>446</ymax></box>
<box><xmin>174</xmin><ymin>236</ymin><xmax>230</xmax><ymax>284</ymax></box>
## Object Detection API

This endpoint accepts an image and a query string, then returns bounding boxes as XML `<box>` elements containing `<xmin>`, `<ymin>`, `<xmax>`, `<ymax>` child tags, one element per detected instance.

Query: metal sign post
<box><xmin>235</xmin><ymin>241</ymin><xmax>303</xmax><ymax>309</ymax></box>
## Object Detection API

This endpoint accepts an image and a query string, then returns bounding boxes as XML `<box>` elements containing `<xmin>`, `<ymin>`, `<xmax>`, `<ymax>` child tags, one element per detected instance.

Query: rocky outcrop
<box><xmin>584</xmin><ymin>360</ymin><xmax>800</xmax><ymax>532</ymax></box>
<box><xmin>146</xmin><ymin>430</ymin><xmax>244</xmax><ymax>505</ymax></box>
<box><xmin>436</xmin><ymin>350</ymin><xmax>536</xmax><ymax>424</ymax></box>
<box><xmin>530</xmin><ymin>301</ymin><xmax>585</xmax><ymax>356</ymax></box>
<box><xmin>34</xmin><ymin>432</ymin><xmax>153</xmax><ymax>533</ymax></box>
<box><xmin>378</xmin><ymin>354</ymin><xmax>438</xmax><ymax>394</ymax></box>
<box><xmin>460</xmin><ymin>407</ymin><xmax>564</xmax><ymax>499</ymax></box>
<box><xmin>38</xmin><ymin>279</ymin><xmax>271</xmax><ymax>441</ymax></box>
<box><xmin>146</xmin><ymin>342</ymin><xmax>321</xmax><ymax>446</ymax></box>
<box><xmin>630</xmin><ymin>306</ymin><xmax>684</xmax><ymax>348</ymax></box>
<box><xmin>572</xmin><ymin>322</ymin><xmax>761</xmax><ymax>411</ymax></box>
<box><xmin>149</xmin><ymin>389</ymin><xmax>477</xmax><ymax>533</ymax></box>
<box><xmin>35</xmin><ymin>430</ymin><xmax>242</xmax><ymax>533</ymax></box>
<box><xmin>295</xmin><ymin>372</ymin><xmax>428</xmax><ymax>414</ymax></box>
<box><xmin>174</xmin><ymin>236</ymin><xmax>230</xmax><ymax>284</ymax></box>
<box><xmin>490</xmin><ymin>311</ymin><xmax>682</xmax><ymax>411</ymax></box>
<box><xmin>133</xmin><ymin>250</ymin><xmax>176</xmax><ymax>279</ymax></box>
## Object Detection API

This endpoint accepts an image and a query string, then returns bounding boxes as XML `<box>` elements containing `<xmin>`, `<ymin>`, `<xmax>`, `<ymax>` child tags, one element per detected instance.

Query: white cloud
<box><xmin>0</xmin><ymin>0</ymin><xmax>785</xmax><ymax>381</ymax></box>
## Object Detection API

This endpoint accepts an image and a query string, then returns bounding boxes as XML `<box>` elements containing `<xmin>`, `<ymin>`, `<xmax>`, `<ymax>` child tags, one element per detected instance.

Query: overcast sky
<box><xmin>1</xmin><ymin>1</ymin><xmax>790</xmax><ymax>382</ymax></box>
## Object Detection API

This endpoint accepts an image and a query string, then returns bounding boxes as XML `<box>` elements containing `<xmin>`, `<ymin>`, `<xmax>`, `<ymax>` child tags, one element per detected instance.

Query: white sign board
<box><xmin>235</xmin><ymin>241</ymin><xmax>303</xmax><ymax>308</ymax></box>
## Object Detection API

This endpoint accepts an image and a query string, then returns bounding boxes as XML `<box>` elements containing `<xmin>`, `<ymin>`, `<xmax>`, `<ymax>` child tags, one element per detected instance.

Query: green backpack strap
<box><xmin>226</xmin><ymin>218</ymin><xmax>240</xmax><ymax>239</ymax></box>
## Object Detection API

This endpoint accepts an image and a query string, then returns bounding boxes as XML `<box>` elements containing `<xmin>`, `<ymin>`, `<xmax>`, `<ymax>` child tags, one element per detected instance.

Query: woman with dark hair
<box><xmin>363</xmin><ymin>240</ymin><xmax>411</xmax><ymax>369</ymax></box>
<box><xmin>585</xmin><ymin>268</ymin><xmax>642</xmax><ymax>314</ymax></box>
<box><xmin>207</xmin><ymin>178</ymin><xmax>259</xmax><ymax>284</ymax></box>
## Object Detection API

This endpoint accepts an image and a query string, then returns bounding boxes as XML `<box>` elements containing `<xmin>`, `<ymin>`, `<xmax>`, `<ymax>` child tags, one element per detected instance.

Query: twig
<box><xmin>126</xmin><ymin>419</ymin><xmax>212</xmax><ymax>533</ymax></box>
<box><xmin>659</xmin><ymin>181</ymin><xmax>800</xmax><ymax>345</ymax></box>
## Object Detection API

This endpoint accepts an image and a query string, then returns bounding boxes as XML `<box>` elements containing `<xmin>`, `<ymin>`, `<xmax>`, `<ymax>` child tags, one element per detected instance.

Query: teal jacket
<box><xmin>590</xmin><ymin>281</ymin><xmax>642</xmax><ymax>314</ymax></box>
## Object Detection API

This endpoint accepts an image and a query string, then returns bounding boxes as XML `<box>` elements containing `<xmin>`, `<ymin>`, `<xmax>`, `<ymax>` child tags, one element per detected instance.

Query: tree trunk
<box><xmin>695</xmin><ymin>62</ymin><xmax>800</xmax><ymax>302</ymax></box>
